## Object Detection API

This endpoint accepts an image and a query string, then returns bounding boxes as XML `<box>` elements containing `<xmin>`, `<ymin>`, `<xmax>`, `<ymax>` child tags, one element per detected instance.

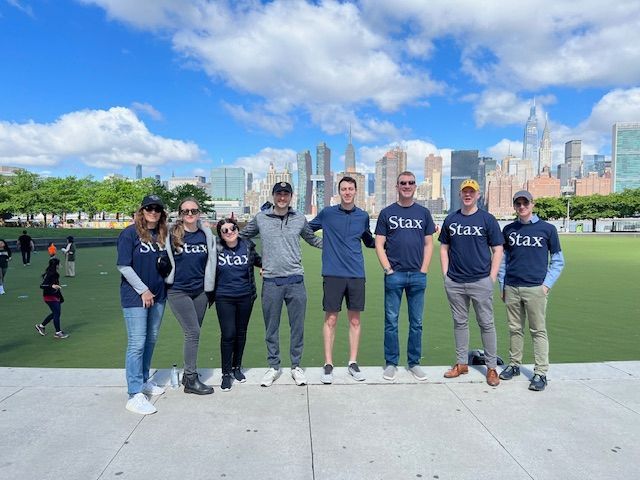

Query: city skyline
<box><xmin>1</xmin><ymin>1</ymin><xmax>639</xmax><ymax>195</ymax></box>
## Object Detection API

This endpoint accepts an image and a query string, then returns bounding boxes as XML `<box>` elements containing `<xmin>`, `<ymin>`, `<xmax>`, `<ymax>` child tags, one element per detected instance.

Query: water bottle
<box><xmin>170</xmin><ymin>364</ymin><xmax>179</xmax><ymax>389</ymax></box>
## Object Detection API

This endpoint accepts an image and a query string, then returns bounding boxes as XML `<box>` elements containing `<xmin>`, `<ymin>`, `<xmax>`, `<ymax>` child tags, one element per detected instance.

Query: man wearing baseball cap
<box><xmin>497</xmin><ymin>190</ymin><xmax>564</xmax><ymax>391</ymax></box>
<box><xmin>439</xmin><ymin>178</ymin><xmax>504</xmax><ymax>386</ymax></box>
<box><xmin>240</xmin><ymin>181</ymin><xmax>322</xmax><ymax>387</ymax></box>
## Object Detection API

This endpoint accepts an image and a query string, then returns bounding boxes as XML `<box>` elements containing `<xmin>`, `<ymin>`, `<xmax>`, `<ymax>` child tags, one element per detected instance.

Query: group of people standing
<box><xmin>117</xmin><ymin>172</ymin><xmax>563</xmax><ymax>415</ymax></box>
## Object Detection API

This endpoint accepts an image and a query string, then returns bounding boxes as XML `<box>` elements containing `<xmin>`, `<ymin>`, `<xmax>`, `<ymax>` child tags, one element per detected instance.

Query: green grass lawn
<box><xmin>0</xmin><ymin>235</ymin><xmax>638</xmax><ymax>369</ymax></box>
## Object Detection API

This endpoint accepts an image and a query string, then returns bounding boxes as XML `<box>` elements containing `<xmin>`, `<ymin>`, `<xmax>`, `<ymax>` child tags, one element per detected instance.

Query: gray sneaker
<box><xmin>348</xmin><ymin>362</ymin><xmax>365</xmax><ymax>381</ymax></box>
<box><xmin>260</xmin><ymin>368</ymin><xmax>281</xmax><ymax>387</ymax></box>
<box><xmin>408</xmin><ymin>365</ymin><xmax>427</xmax><ymax>381</ymax></box>
<box><xmin>383</xmin><ymin>365</ymin><xmax>397</xmax><ymax>381</ymax></box>
<box><xmin>291</xmin><ymin>366</ymin><xmax>307</xmax><ymax>386</ymax></box>
<box><xmin>320</xmin><ymin>364</ymin><xmax>334</xmax><ymax>384</ymax></box>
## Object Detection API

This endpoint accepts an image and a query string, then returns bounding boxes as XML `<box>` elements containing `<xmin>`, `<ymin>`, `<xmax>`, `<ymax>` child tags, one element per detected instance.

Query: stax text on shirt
<box><xmin>448</xmin><ymin>223</ymin><xmax>484</xmax><ymax>236</ymax></box>
<box><xmin>218</xmin><ymin>252</ymin><xmax>249</xmax><ymax>266</ymax></box>
<box><xmin>388</xmin><ymin>216</ymin><xmax>423</xmax><ymax>229</ymax></box>
<box><xmin>139</xmin><ymin>241</ymin><xmax>166</xmax><ymax>253</ymax></box>
<box><xmin>508</xmin><ymin>232</ymin><xmax>544</xmax><ymax>247</ymax></box>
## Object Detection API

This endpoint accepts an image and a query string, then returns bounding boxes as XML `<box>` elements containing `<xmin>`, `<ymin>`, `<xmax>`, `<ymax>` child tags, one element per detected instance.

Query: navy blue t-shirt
<box><xmin>171</xmin><ymin>230</ymin><xmax>208</xmax><ymax>292</ymax></box>
<box><xmin>375</xmin><ymin>202</ymin><xmax>436</xmax><ymax>271</ymax></box>
<box><xmin>117</xmin><ymin>224</ymin><xmax>167</xmax><ymax>308</ymax></box>
<box><xmin>439</xmin><ymin>209</ymin><xmax>503</xmax><ymax>283</ymax></box>
<box><xmin>503</xmin><ymin>220</ymin><xmax>561</xmax><ymax>287</ymax></box>
<box><xmin>216</xmin><ymin>239</ymin><xmax>252</xmax><ymax>297</ymax></box>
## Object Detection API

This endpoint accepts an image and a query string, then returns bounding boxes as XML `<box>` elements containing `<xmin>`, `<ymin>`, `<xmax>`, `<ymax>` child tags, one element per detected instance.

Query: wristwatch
<box><xmin>383</xmin><ymin>267</ymin><xmax>392</xmax><ymax>275</ymax></box>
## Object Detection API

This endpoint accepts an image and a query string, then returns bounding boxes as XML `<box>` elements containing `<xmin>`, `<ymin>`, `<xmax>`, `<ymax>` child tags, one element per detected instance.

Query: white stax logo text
<box><xmin>388</xmin><ymin>216</ymin><xmax>423</xmax><ymax>229</ymax></box>
<box><xmin>139</xmin><ymin>242</ymin><xmax>165</xmax><ymax>253</ymax></box>
<box><xmin>448</xmin><ymin>223</ymin><xmax>484</xmax><ymax>236</ymax></box>
<box><xmin>508</xmin><ymin>232</ymin><xmax>543</xmax><ymax>247</ymax></box>
<box><xmin>218</xmin><ymin>253</ymin><xmax>249</xmax><ymax>266</ymax></box>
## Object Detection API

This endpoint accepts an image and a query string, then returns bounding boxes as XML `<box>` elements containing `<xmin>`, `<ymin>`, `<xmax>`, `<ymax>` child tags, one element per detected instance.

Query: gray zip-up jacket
<box><xmin>240</xmin><ymin>206</ymin><xmax>322</xmax><ymax>278</ymax></box>
<box><xmin>164</xmin><ymin>220</ymin><xmax>217</xmax><ymax>292</ymax></box>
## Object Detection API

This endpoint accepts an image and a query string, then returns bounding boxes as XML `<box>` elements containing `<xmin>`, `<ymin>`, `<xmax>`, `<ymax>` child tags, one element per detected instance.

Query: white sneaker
<box><xmin>142</xmin><ymin>381</ymin><xmax>165</xmax><ymax>396</ymax></box>
<box><xmin>291</xmin><ymin>366</ymin><xmax>307</xmax><ymax>386</ymax></box>
<box><xmin>260</xmin><ymin>368</ymin><xmax>281</xmax><ymax>387</ymax></box>
<box><xmin>408</xmin><ymin>365</ymin><xmax>427</xmax><ymax>381</ymax></box>
<box><xmin>126</xmin><ymin>392</ymin><xmax>157</xmax><ymax>415</ymax></box>
<box><xmin>383</xmin><ymin>365</ymin><xmax>398</xmax><ymax>381</ymax></box>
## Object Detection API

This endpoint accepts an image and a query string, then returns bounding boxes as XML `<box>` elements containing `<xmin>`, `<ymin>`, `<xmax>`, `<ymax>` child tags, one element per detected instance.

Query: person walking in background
<box><xmin>439</xmin><ymin>179</ymin><xmax>504</xmax><ymax>387</ymax></box>
<box><xmin>498</xmin><ymin>190</ymin><xmax>565</xmax><ymax>392</ymax></box>
<box><xmin>375</xmin><ymin>171</ymin><xmax>436</xmax><ymax>382</ymax></box>
<box><xmin>18</xmin><ymin>230</ymin><xmax>34</xmax><ymax>266</ymax></box>
<box><xmin>117</xmin><ymin>194</ymin><xmax>169</xmax><ymax>415</ymax></box>
<box><xmin>61</xmin><ymin>236</ymin><xmax>76</xmax><ymax>277</ymax></box>
<box><xmin>165</xmin><ymin>198</ymin><xmax>217</xmax><ymax>395</ymax></box>
<box><xmin>47</xmin><ymin>242</ymin><xmax>57</xmax><ymax>258</ymax></box>
<box><xmin>214</xmin><ymin>218</ymin><xmax>262</xmax><ymax>391</ymax></box>
<box><xmin>240</xmin><ymin>181</ymin><xmax>322</xmax><ymax>387</ymax></box>
<box><xmin>0</xmin><ymin>239</ymin><xmax>12</xmax><ymax>295</ymax></box>
<box><xmin>309</xmin><ymin>176</ymin><xmax>375</xmax><ymax>384</ymax></box>
<box><xmin>35</xmin><ymin>258</ymin><xmax>69</xmax><ymax>339</ymax></box>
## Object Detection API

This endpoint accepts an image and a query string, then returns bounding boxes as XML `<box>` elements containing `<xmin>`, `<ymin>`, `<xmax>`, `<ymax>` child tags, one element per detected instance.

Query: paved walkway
<box><xmin>1</xmin><ymin>362</ymin><xmax>639</xmax><ymax>480</ymax></box>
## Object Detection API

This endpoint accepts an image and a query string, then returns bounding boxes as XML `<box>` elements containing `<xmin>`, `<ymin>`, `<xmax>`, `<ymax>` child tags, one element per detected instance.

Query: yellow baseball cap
<box><xmin>459</xmin><ymin>179</ymin><xmax>480</xmax><ymax>192</ymax></box>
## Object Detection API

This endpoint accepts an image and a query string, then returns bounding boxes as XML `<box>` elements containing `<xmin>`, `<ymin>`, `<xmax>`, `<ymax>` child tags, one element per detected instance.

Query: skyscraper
<box><xmin>374</xmin><ymin>147</ymin><xmax>407</xmax><ymax>210</ymax></box>
<box><xmin>564</xmin><ymin>140</ymin><xmax>582</xmax><ymax>180</ymax></box>
<box><xmin>135</xmin><ymin>164</ymin><xmax>142</xmax><ymax>180</ymax></box>
<box><xmin>539</xmin><ymin>114</ymin><xmax>552</xmax><ymax>174</ymax></box>
<box><xmin>210</xmin><ymin>167</ymin><xmax>245</xmax><ymax>201</ymax></box>
<box><xmin>424</xmin><ymin>153</ymin><xmax>443</xmax><ymax>200</ymax></box>
<box><xmin>450</xmin><ymin>150</ymin><xmax>479</xmax><ymax>212</ymax></box>
<box><xmin>316</xmin><ymin>142</ymin><xmax>331</xmax><ymax>210</ymax></box>
<box><xmin>367</xmin><ymin>173</ymin><xmax>375</xmax><ymax>196</ymax></box>
<box><xmin>583</xmin><ymin>154</ymin><xmax>606</xmax><ymax>176</ymax></box>
<box><xmin>612</xmin><ymin>122</ymin><xmax>640</xmax><ymax>192</ymax></box>
<box><xmin>246</xmin><ymin>172</ymin><xmax>253</xmax><ymax>191</ymax></box>
<box><xmin>345</xmin><ymin>125</ymin><xmax>356</xmax><ymax>172</ymax></box>
<box><xmin>522</xmin><ymin>99</ymin><xmax>539</xmax><ymax>174</ymax></box>
<box><xmin>296</xmin><ymin>150</ymin><xmax>312</xmax><ymax>214</ymax></box>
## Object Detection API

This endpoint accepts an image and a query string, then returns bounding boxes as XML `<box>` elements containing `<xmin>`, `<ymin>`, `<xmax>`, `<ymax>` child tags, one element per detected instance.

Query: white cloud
<box><xmin>223</xmin><ymin>102</ymin><xmax>294</xmax><ymax>137</ymax></box>
<box><xmin>234</xmin><ymin>147</ymin><xmax>297</xmax><ymax>179</ymax></box>
<box><xmin>7</xmin><ymin>0</ymin><xmax>34</xmax><ymax>17</ymax></box>
<box><xmin>466</xmin><ymin>90</ymin><xmax>556</xmax><ymax>128</ymax></box>
<box><xmin>131</xmin><ymin>102</ymin><xmax>164</xmax><ymax>121</ymax></box>
<box><xmin>0</xmin><ymin>107</ymin><xmax>204</xmax><ymax>169</ymax></box>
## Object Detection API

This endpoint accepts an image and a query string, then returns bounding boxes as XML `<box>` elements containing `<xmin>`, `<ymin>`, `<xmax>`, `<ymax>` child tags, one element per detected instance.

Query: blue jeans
<box><xmin>384</xmin><ymin>271</ymin><xmax>427</xmax><ymax>367</ymax></box>
<box><xmin>123</xmin><ymin>302</ymin><xmax>166</xmax><ymax>395</ymax></box>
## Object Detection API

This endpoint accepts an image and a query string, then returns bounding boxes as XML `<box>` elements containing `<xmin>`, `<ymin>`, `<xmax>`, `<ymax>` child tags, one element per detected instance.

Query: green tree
<box><xmin>169</xmin><ymin>184</ymin><xmax>213</xmax><ymax>213</ymax></box>
<box><xmin>533</xmin><ymin>196</ymin><xmax>566</xmax><ymax>220</ymax></box>
<box><xmin>8</xmin><ymin>170</ymin><xmax>43</xmax><ymax>222</ymax></box>
<box><xmin>616</xmin><ymin>188</ymin><xmax>640</xmax><ymax>218</ymax></box>
<box><xmin>570</xmin><ymin>194</ymin><xmax>619</xmax><ymax>232</ymax></box>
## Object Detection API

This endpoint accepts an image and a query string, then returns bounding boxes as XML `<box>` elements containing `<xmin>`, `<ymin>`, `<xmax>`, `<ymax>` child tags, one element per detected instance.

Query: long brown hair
<box><xmin>134</xmin><ymin>206</ymin><xmax>168</xmax><ymax>247</ymax></box>
<box><xmin>171</xmin><ymin>197</ymin><xmax>200</xmax><ymax>251</ymax></box>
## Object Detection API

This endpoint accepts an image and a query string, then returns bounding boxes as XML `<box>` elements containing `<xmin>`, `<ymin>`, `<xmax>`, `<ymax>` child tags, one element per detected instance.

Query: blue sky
<box><xmin>1</xmin><ymin>0</ymin><xmax>639</xmax><ymax>192</ymax></box>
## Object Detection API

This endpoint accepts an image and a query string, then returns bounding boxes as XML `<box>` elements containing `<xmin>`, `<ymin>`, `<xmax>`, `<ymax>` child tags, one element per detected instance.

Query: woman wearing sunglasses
<box><xmin>164</xmin><ymin>197</ymin><xmax>217</xmax><ymax>395</ymax></box>
<box><xmin>117</xmin><ymin>194</ymin><xmax>169</xmax><ymax>415</ymax></box>
<box><xmin>214</xmin><ymin>218</ymin><xmax>262</xmax><ymax>391</ymax></box>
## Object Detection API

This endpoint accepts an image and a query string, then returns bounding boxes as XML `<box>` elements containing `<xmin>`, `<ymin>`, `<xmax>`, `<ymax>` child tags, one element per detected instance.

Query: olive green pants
<box><xmin>504</xmin><ymin>285</ymin><xmax>549</xmax><ymax>375</ymax></box>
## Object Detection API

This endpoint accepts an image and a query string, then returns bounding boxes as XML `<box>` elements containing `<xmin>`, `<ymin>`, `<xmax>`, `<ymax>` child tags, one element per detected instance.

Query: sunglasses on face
<box><xmin>143</xmin><ymin>205</ymin><xmax>163</xmax><ymax>213</ymax></box>
<box><xmin>180</xmin><ymin>208</ymin><xmax>200</xmax><ymax>216</ymax></box>
<box><xmin>514</xmin><ymin>200</ymin><xmax>530</xmax><ymax>207</ymax></box>
<box><xmin>221</xmin><ymin>225</ymin><xmax>238</xmax><ymax>234</ymax></box>
<box><xmin>398</xmin><ymin>180</ymin><xmax>416</xmax><ymax>186</ymax></box>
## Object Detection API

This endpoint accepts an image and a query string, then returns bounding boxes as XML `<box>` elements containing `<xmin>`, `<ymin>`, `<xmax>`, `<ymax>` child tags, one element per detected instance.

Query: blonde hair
<box><xmin>171</xmin><ymin>197</ymin><xmax>200</xmax><ymax>251</ymax></box>
<box><xmin>134</xmin><ymin>207</ymin><xmax>168</xmax><ymax>247</ymax></box>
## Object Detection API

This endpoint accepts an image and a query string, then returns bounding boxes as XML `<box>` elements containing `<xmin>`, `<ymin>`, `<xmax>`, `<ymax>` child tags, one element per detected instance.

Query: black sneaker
<box><xmin>221</xmin><ymin>374</ymin><xmax>233</xmax><ymax>391</ymax></box>
<box><xmin>232</xmin><ymin>367</ymin><xmax>246</xmax><ymax>383</ymax></box>
<box><xmin>499</xmin><ymin>365</ymin><xmax>521</xmax><ymax>380</ymax></box>
<box><xmin>529</xmin><ymin>374</ymin><xmax>547</xmax><ymax>391</ymax></box>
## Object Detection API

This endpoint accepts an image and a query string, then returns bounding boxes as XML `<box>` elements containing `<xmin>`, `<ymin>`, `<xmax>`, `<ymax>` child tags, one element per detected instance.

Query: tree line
<box><xmin>0</xmin><ymin>169</ymin><xmax>638</xmax><ymax>228</ymax></box>
<box><xmin>0</xmin><ymin>169</ymin><xmax>213</xmax><ymax>224</ymax></box>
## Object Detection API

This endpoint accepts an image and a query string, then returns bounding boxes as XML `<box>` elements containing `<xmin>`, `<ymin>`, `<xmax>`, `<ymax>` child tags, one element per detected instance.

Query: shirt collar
<box><xmin>518</xmin><ymin>214</ymin><xmax>540</xmax><ymax>224</ymax></box>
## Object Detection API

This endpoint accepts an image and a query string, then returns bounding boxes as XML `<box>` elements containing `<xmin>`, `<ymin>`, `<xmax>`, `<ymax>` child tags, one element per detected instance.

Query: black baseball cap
<box><xmin>272</xmin><ymin>182</ymin><xmax>293</xmax><ymax>194</ymax></box>
<box><xmin>141</xmin><ymin>194</ymin><xmax>165</xmax><ymax>209</ymax></box>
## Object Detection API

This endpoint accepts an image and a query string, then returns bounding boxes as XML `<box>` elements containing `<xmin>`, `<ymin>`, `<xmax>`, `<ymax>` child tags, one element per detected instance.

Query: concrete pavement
<box><xmin>1</xmin><ymin>362</ymin><xmax>639</xmax><ymax>480</ymax></box>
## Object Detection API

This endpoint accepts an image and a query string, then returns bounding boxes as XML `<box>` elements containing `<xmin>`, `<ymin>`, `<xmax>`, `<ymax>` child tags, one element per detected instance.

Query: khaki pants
<box><xmin>504</xmin><ymin>285</ymin><xmax>549</xmax><ymax>375</ymax></box>
<box><xmin>65</xmin><ymin>260</ymin><xmax>75</xmax><ymax>277</ymax></box>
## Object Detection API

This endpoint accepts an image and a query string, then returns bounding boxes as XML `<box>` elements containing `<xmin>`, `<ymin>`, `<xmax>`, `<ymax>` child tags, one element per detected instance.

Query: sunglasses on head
<box><xmin>143</xmin><ymin>205</ymin><xmax>163</xmax><ymax>213</ymax></box>
<box><xmin>514</xmin><ymin>200</ymin><xmax>530</xmax><ymax>207</ymax></box>
<box><xmin>221</xmin><ymin>225</ymin><xmax>238</xmax><ymax>234</ymax></box>
<box><xmin>398</xmin><ymin>180</ymin><xmax>416</xmax><ymax>186</ymax></box>
<box><xmin>180</xmin><ymin>208</ymin><xmax>200</xmax><ymax>216</ymax></box>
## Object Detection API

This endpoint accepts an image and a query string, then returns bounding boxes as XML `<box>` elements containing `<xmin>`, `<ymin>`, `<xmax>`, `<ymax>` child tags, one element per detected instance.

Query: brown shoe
<box><xmin>444</xmin><ymin>364</ymin><xmax>469</xmax><ymax>378</ymax></box>
<box><xmin>486</xmin><ymin>368</ymin><xmax>500</xmax><ymax>386</ymax></box>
